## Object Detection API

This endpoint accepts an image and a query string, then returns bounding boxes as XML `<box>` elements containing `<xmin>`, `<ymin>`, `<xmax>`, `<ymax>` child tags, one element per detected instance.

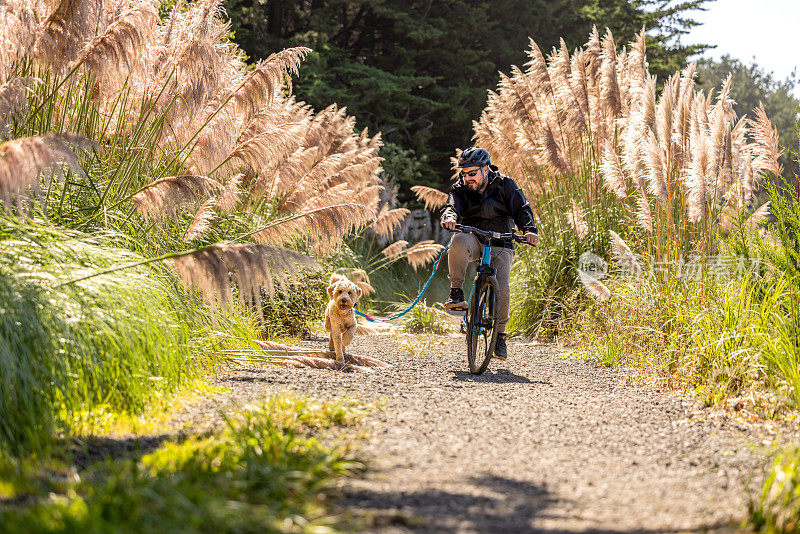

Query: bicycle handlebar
<box><xmin>451</xmin><ymin>223</ymin><xmax>536</xmax><ymax>245</ymax></box>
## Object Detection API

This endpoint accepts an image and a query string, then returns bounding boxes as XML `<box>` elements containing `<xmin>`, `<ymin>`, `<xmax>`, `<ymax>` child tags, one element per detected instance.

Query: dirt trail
<box><xmin>191</xmin><ymin>332</ymin><xmax>771</xmax><ymax>533</ymax></box>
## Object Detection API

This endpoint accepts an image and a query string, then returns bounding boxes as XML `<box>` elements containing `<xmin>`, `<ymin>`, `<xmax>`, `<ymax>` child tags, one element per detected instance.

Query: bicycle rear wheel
<box><xmin>465</xmin><ymin>274</ymin><xmax>501</xmax><ymax>375</ymax></box>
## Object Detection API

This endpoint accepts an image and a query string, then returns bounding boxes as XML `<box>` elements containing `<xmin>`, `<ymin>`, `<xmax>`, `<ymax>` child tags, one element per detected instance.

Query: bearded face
<box><xmin>462</xmin><ymin>166</ymin><xmax>487</xmax><ymax>191</ymax></box>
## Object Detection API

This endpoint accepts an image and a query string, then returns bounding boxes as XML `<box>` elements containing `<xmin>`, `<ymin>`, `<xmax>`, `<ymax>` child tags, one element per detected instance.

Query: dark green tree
<box><xmin>696</xmin><ymin>55</ymin><xmax>800</xmax><ymax>185</ymax></box>
<box><xmin>225</xmin><ymin>0</ymin><xmax>709</xmax><ymax>198</ymax></box>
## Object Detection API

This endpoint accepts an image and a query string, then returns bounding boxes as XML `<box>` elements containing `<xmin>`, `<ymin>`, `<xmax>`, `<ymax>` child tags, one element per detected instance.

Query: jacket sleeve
<box><xmin>506</xmin><ymin>178</ymin><xmax>537</xmax><ymax>233</ymax></box>
<box><xmin>440</xmin><ymin>188</ymin><xmax>462</xmax><ymax>223</ymax></box>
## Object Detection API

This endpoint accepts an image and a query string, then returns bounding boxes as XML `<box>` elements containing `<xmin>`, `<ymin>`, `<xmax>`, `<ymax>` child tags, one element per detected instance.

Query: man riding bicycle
<box><xmin>440</xmin><ymin>147</ymin><xmax>539</xmax><ymax>361</ymax></box>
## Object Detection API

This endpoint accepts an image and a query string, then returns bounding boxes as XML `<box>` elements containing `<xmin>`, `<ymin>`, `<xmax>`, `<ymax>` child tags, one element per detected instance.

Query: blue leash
<box><xmin>355</xmin><ymin>244</ymin><xmax>449</xmax><ymax>322</ymax></box>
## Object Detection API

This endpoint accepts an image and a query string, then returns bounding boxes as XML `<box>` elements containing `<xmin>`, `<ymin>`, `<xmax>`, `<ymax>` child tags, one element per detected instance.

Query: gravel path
<box><xmin>187</xmin><ymin>331</ymin><xmax>772</xmax><ymax>533</ymax></box>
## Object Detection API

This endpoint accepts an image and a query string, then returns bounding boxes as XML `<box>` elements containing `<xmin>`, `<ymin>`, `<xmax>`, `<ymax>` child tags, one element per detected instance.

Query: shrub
<box><xmin>259</xmin><ymin>270</ymin><xmax>328</xmax><ymax>338</ymax></box>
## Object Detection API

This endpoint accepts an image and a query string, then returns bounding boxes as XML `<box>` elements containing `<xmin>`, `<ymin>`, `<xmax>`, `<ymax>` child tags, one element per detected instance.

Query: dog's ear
<box><xmin>327</xmin><ymin>274</ymin><xmax>344</xmax><ymax>299</ymax></box>
<box><xmin>327</xmin><ymin>281</ymin><xmax>338</xmax><ymax>300</ymax></box>
<box><xmin>354</xmin><ymin>285</ymin><xmax>362</xmax><ymax>300</ymax></box>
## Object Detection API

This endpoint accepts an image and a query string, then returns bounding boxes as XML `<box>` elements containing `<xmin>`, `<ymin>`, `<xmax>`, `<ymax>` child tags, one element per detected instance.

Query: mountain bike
<box><xmin>449</xmin><ymin>224</ymin><xmax>535</xmax><ymax>375</ymax></box>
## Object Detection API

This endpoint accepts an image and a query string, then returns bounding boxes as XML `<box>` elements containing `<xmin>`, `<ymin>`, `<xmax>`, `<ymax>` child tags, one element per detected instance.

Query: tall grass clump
<box><xmin>560</xmin><ymin>124</ymin><xmax>800</xmax><ymax>414</ymax></box>
<box><xmin>0</xmin><ymin>0</ymin><xmax>412</xmax><ymax>456</ymax></box>
<box><xmin>0</xmin><ymin>0</ymin><xmax>388</xmax><ymax>293</ymax></box>
<box><xmin>0</xmin><ymin>218</ymin><xmax>224</xmax><ymax>455</ymax></box>
<box><xmin>473</xmin><ymin>28</ymin><xmax>783</xmax><ymax>335</ymax></box>
<box><xmin>0</xmin><ymin>0</ymin><xmax>445</xmax><ymax>336</ymax></box>
<box><xmin>742</xmin><ymin>132</ymin><xmax>800</xmax><ymax>534</ymax></box>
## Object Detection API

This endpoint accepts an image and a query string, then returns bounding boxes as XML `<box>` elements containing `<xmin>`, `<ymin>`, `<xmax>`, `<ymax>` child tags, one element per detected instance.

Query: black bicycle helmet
<box><xmin>457</xmin><ymin>146</ymin><xmax>491</xmax><ymax>168</ymax></box>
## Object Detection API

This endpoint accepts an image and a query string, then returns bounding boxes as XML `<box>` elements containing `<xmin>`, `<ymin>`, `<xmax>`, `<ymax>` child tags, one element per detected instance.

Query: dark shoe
<box><xmin>445</xmin><ymin>287</ymin><xmax>467</xmax><ymax>310</ymax></box>
<box><xmin>493</xmin><ymin>333</ymin><xmax>508</xmax><ymax>360</ymax></box>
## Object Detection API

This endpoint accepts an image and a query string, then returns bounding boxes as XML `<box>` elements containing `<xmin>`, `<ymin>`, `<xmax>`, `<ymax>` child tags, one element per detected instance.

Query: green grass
<box><xmin>0</xmin><ymin>395</ymin><xmax>367</xmax><ymax>533</ymax></box>
<box><xmin>747</xmin><ymin>445</ymin><xmax>800</xmax><ymax>533</ymax></box>
<box><xmin>567</xmin><ymin>272</ymin><xmax>797</xmax><ymax>407</ymax></box>
<box><xmin>0</xmin><ymin>218</ymin><xmax>257</xmax><ymax>455</ymax></box>
<box><xmin>400</xmin><ymin>301</ymin><xmax>451</xmax><ymax>335</ymax></box>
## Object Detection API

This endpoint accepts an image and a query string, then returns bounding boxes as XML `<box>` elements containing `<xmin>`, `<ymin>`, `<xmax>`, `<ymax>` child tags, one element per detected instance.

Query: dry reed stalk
<box><xmin>411</xmin><ymin>185</ymin><xmax>448</xmax><ymax>210</ymax></box>
<box><xmin>228</xmin><ymin>123</ymin><xmax>302</xmax><ymax>174</ymax></box>
<box><xmin>600</xmin><ymin>141</ymin><xmax>627</xmax><ymax>199</ymax></box>
<box><xmin>685</xmin><ymin>101</ymin><xmax>712</xmax><ymax>223</ymax></box>
<box><xmin>0</xmin><ymin>0</ymin><xmax>383</xmax><ymax>257</ymax></box>
<box><xmin>252</xmin><ymin>338</ymin><xmax>294</xmax><ymax>351</ymax></box>
<box><xmin>749</xmin><ymin>103</ymin><xmax>784</xmax><ymax>177</ymax></box>
<box><xmin>548</xmin><ymin>40</ymin><xmax>587</xmax><ymax>140</ymax></box>
<box><xmin>635</xmin><ymin>190</ymin><xmax>653</xmax><ymax>232</ymax></box>
<box><xmin>350</xmin><ymin>268</ymin><xmax>375</xmax><ymax>296</ymax></box>
<box><xmin>577</xmin><ymin>268</ymin><xmax>611</xmax><ymax>301</ymax></box>
<box><xmin>626</xmin><ymin>30</ymin><xmax>648</xmax><ymax>103</ymax></box>
<box><xmin>474</xmin><ymin>26</ymin><xmax>785</xmax><ymax>257</ymax></box>
<box><xmin>0</xmin><ymin>77</ymin><xmax>40</xmax><ymax>133</ymax></box>
<box><xmin>372</xmin><ymin>204</ymin><xmax>410</xmax><ymax>240</ymax></box>
<box><xmin>381</xmin><ymin>240</ymin><xmax>408</xmax><ymax>259</ymax></box>
<box><xmin>33</xmin><ymin>0</ymin><xmax>104</xmax><ymax>71</ymax></box>
<box><xmin>599</xmin><ymin>30</ymin><xmax>621</xmax><ymax>119</ymax></box>
<box><xmin>254</xmin><ymin>203</ymin><xmax>374</xmax><ymax>254</ymax></box>
<box><xmin>229</xmin><ymin>47</ymin><xmax>311</xmax><ymax>124</ymax></box>
<box><xmin>351</xmin><ymin>184</ymin><xmax>383</xmax><ymax>212</ymax></box>
<box><xmin>131</xmin><ymin>174</ymin><xmax>223</xmax><ymax>221</ymax></box>
<box><xmin>70</xmin><ymin>0</ymin><xmax>159</xmax><ymax>87</ymax></box>
<box><xmin>245</xmin><ymin>338</ymin><xmax>391</xmax><ymax>369</ymax></box>
<box><xmin>405</xmin><ymin>240</ymin><xmax>444</xmax><ymax>271</ymax></box>
<box><xmin>569</xmin><ymin>50</ymin><xmax>591</xmax><ymax>121</ymax></box>
<box><xmin>672</xmin><ymin>64</ymin><xmax>696</xmax><ymax>170</ymax></box>
<box><xmin>0</xmin><ymin>0</ymin><xmax>39</xmax><ymax>82</ymax></box>
<box><xmin>255</xmin><ymin>146</ymin><xmax>319</xmax><ymax>200</ymax></box>
<box><xmin>746</xmin><ymin>202</ymin><xmax>771</xmax><ymax>228</ymax></box>
<box><xmin>0</xmin><ymin>133</ymin><xmax>89</xmax><ymax>209</ymax></box>
<box><xmin>565</xmin><ymin>198</ymin><xmax>589</xmax><ymax>239</ymax></box>
<box><xmin>645</xmin><ymin>130</ymin><xmax>669</xmax><ymax>200</ymax></box>
<box><xmin>185</xmin><ymin>196</ymin><xmax>217</xmax><ymax>241</ymax></box>
<box><xmin>169</xmin><ymin>242</ymin><xmax>319</xmax><ymax>314</ymax></box>
<box><xmin>608</xmin><ymin>230</ymin><xmax>643</xmax><ymax>277</ymax></box>
<box><xmin>215</xmin><ymin>173</ymin><xmax>243</xmax><ymax>212</ymax></box>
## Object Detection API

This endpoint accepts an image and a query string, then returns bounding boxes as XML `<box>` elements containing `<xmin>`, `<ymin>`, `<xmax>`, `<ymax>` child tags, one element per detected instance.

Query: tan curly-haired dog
<box><xmin>325</xmin><ymin>273</ymin><xmax>362</xmax><ymax>363</ymax></box>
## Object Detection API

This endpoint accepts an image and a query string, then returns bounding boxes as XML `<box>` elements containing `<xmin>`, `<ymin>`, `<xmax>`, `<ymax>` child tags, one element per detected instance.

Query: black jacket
<box><xmin>441</xmin><ymin>165</ymin><xmax>537</xmax><ymax>249</ymax></box>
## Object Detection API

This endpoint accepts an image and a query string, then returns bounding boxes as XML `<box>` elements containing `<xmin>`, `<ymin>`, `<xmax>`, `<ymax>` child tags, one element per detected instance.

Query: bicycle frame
<box><xmin>460</xmin><ymin>243</ymin><xmax>495</xmax><ymax>332</ymax></box>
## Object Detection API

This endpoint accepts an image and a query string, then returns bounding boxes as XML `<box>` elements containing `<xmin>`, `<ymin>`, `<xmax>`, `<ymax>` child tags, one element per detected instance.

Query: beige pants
<box><xmin>448</xmin><ymin>232</ymin><xmax>514</xmax><ymax>333</ymax></box>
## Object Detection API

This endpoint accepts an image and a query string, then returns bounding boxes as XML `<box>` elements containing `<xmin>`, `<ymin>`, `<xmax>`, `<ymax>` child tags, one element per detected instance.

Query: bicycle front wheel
<box><xmin>465</xmin><ymin>274</ymin><xmax>501</xmax><ymax>375</ymax></box>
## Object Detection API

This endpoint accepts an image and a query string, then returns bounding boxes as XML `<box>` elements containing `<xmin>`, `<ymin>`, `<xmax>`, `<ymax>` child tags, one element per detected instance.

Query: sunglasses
<box><xmin>460</xmin><ymin>168</ymin><xmax>481</xmax><ymax>178</ymax></box>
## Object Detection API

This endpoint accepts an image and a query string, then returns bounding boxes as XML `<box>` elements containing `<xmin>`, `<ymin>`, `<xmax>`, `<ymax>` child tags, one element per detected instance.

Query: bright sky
<box><xmin>682</xmin><ymin>0</ymin><xmax>799</xmax><ymax>95</ymax></box>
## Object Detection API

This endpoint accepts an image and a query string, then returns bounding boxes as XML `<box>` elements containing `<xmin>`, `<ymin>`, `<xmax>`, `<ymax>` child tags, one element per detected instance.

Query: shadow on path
<box><xmin>345</xmin><ymin>474</ymin><xmax>554</xmax><ymax>532</ymax></box>
<box><xmin>345</xmin><ymin>474</ymin><xmax>734</xmax><ymax>533</ymax></box>
<box><xmin>451</xmin><ymin>368</ymin><xmax>551</xmax><ymax>385</ymax></box>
